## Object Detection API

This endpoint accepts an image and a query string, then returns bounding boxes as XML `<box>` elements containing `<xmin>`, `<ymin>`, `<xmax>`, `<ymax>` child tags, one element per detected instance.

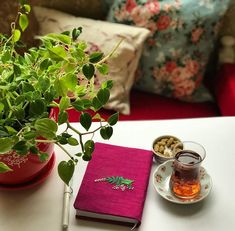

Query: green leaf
<box><xmin>39</xmin><ymin>152</ymin><xmax>49</xmax><ymax>162</ymax></box>
<box><xmin>67</xmin><ymin>137</ymin><xmax>79</xmax><ymax>146</ymax></box>
<box><xmin>30</xmin><ymin>99</ymin><xmax>46</xmax><ymax>116</ymax></box>
<box><xmin>54</xmin><ymin>77</ymin><xmax>68</xmax><ymax>97</ymax></box>
<box><xmin>22</xmin><ymin>82</ymin><xmax>35</xmax><ymax>92</ymax></box>
<box><xmin>15</xmin><ymin>95</ymin><xmax>25</xmax><ymax>105</ymax></box>
<box><xmin>46</xmin><ymin>33</ymin><xmax>71</xmax><ymax>45</ymax></box>
<box><xmin>13</xmin><ymin>64</ymin><xmax>21</xmax><ymax>76</ymax></box>
<box><xmin>57</xmin><ymin>136</ymin><xmax>68</xmax><ymax>145</ymax></box>
<box><xmin>84</xmin><ymin>140</ymin><xmax>95</xmax><ymax>155</ymax></box>
<box><xmin>0</xmin><ymin>137</ymin><xmax>16</xmax><ymax>154</ymax></box>
<box><xmin>97</xmin><ymin>63</ymin><xmax>109</xmax><ymax>75</ymax></box>
<box><xmin>1</xmin><ymin>50</ymin><xmax>11</xmax><ymax>63</ymax></box>
<box><xmin>0</xmin><ymin>103</ymin><xmax>4</xmax><ymax>113</ymax></box>
<box><xmin>12</xmin><ymin>141</ymin><xmax>28</xmax><ymax>155</ymax></box>
<box><xmin>58</xmin><ymin>160</ymin><xmax>75</xmax><ymax>185</ymax></box>
<box><xmin>75</xmin><ymin>85</ymin><xmax>87</xmax><ymax>97</ymax></box>
<box><xmin>62</xmin><ymin>133</ymin><xmax>72</xmax><ymax>138</ymax></box>
<box><xmin>35</xmin><ymin>118</ymin><xmax>58</xmax><ymax>140</ymax></box>
<box><xmin>44</xmin><ymin>91</ymin><xmax>55</xmax><ymax>102</ymax></box>
<box><xmin>71</xmin><ymin>99</ymin><xmax>85</xmax><ymax>111</ymax></box>
<box><xmin>82</xmin><ymin>99</ymin><xmax>92</xmax><ymax>109</ymax></box>
<box><xmin>108</xmin><ymin>112</ymin><xmax>119</xmax><ymax>126</ymax></box>
<box><xmin>12</xmin><ymin>29</ymin><xmax>21</xmax><ymax>42</ymax></box>
<box><xmin>40</xmin><ymin>59</ymin><xmax>52</xmax><ymax>71</ymax></box>
<box><xmin>62</xmin><ymin>30</ymin><xmax>70</xmax><ymax>36</ymax></box>
<box><xmin>13</xmin><ymin>108</ymin><xmax>25</xmax><ymax>120</ymax></box>
<box><xmin>60</xmin><ymin>73</ymin><xmax>77</xmax><ymax>92</ymax></box>
<box><xmin>38</xmin><ymin>76</ymin><xmax>50</xmax><ymax>92</ymax></box>
<box><xmin>59</xmin><ymin>96</ymin><xmax>70</xmax><ymax>111</ymax></box>
<box><xmin>97</xmin><ymin>88</ymin><xmax>110</xmax><ymax>105</ymax></box>
<box><xmin>29</xmin><ymin>146</ymin><xmax>38</xmax><ymax>154</ymax></box>
<box><xmin>48</xmin><ymin>46</ymin><xmax>67</xmax><ymax>61</ymax></box>
<box><xmin>5</xmin><ymin>126</ymin><xmax>17</xmax><ymax>135</ymax></box>
<box><xmin>100</xmin><ymin>126</ymin><xmax>113</xmax><ymax>140</ymax></box>
<box><xmin>92</xmin><ymin>97</ymin><xmax>102</xmax><ymax>111</ymax></box>
<box><xmin>82</xmin><ymin>154</ymin><xmax>92</xmax><ymax>161</ymax></box>
<box><xmin>7</xmin><ymin>73</ymin><xmax>14</xmax><ymax>83</ymax></box>
<box><xmin>58</xmin><ymin>111</ymin><xmax>68</xmax><ymax>125</ymax></box>
<box><xmin>102</xmin><ymin>80</ymin><xmax>113</xmax><ymax>90</ymax></box>
<box><xmin>24</xmin><ymin>4</ymin><xmax>31</xmax><ymax>13</ymax></box>
<box><xmin>0</xmin><ymin>130</ymin><xmax>8</xmax><ymax>138</ymax></box>
<box><xmin>75</xmin><ymin>152</ymin><xmax>83</xmax><ymax>157</ymax></box>
<box><xmin>19</xmin><ymin>14</ymin><xmax>29</xmax><ymax>32</ymax></box>
<box><xmin>89</xmin><ymin>52</ymin><xmax>103</xmax><ymax>63</ymax></box>
<box><xmin>82</xmin><ymin>63</ymin><xmax>95</xmax><ymax>80</ymax></box>
<box><xmin>80</xmin><ymin>112</ymin><xmax>92</xmax><ymax>131</ymax></box>
<box><xmin>0</xmin><ymin>162</ymin><xmax>12</xmax><ymax>173</ymax></box>
<box><xmin>23</xmin><ymin>131</ymin><xmax>37</xmax><ymax>140</ymax></box>
<box><xmin>72</xmin><ymin>28</ymin><xmax>82</xmax><ymax>41</ymax></box>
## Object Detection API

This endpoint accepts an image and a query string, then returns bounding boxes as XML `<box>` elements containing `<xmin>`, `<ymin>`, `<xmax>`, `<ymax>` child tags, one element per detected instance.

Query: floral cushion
<box><xmin>107</xmin><ymin>0</ymin><xmax>231</xmax><ymax>102</ymax></box>
<box><xmin>33</xmin><ymin>6</ymin><xmax>150</xmax><ymax>115</ymax></box>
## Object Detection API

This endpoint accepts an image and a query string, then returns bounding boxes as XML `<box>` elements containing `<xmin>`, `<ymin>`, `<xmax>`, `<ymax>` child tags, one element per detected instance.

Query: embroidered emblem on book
<box><xmin>94</xmin><ymin>176</ymin><xmax>134</xmax><ymax>191</ymax></box>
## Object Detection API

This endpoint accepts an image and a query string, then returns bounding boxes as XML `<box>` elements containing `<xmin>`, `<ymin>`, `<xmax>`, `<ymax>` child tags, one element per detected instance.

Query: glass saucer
<box><xmin>152</xmin><ymin>160</ymin><xmax>212</xmax><ymax>204</ymax></box>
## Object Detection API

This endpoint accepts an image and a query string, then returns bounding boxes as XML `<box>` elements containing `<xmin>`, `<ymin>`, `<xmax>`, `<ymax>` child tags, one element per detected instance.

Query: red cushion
<box><xmin>63</xmin><ymin>90</ymin><xmax>219</xmax><ymax>122</ymax></box>
<box><xmin>215</xmin><ymin>64</ymin><xmax>235</xmax><ymax>116</ymax></box>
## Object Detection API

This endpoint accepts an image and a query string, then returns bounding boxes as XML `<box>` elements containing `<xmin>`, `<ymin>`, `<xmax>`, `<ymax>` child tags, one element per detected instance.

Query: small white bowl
<box><xmin>152</xmin><ymin>135</ymin><xmax>182</xmax><ymax>163</ymax></box>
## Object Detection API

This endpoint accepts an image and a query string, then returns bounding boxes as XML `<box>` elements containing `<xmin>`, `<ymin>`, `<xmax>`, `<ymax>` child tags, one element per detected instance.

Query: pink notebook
<box><xmin>73</xmin><ymin>142</ymin><xmax>153</xmax><ymax>228</ymax></box>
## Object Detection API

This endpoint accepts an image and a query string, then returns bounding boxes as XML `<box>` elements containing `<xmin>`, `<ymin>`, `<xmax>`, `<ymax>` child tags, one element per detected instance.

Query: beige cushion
<box><xmin>220</xmin><ymin>0</ymin><xmax>235</xmax><ymax>37</ymax></box>
<box><xmin>220</xmin><ymin>0</ymin><xmax>235</xmax><ymax>59</ymax></box>
<box><xmin>33</xmin><ymin>6</ymin><xmax>150</xmax><ymax>115</ymax></box>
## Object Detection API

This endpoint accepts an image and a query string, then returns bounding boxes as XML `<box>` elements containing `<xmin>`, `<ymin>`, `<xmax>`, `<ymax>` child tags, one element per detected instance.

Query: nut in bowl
<box><xmin>152</xmin><ymin>135</ymin><xmax>183</xmax><ymax>163</ymax></box>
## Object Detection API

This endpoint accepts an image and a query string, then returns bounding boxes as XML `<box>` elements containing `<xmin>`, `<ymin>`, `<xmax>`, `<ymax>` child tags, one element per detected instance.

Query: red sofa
<box><xmin>65</xmin><ymin>63</ymin><xmax>235</xmax><ymax>122</ymax></box>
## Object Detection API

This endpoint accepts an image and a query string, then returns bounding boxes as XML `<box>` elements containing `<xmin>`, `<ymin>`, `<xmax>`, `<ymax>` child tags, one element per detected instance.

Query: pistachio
<box><xmin>153</xmin><ymin>136</ymin><xmax>182</xmax><ymax>158</ymax></box>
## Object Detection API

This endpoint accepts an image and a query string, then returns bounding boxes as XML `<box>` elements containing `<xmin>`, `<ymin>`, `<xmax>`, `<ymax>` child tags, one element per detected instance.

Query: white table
<box><xmin>1</xmin><ymin>117</ymin><xmax>235</xmax><ymax>231</ymax></box>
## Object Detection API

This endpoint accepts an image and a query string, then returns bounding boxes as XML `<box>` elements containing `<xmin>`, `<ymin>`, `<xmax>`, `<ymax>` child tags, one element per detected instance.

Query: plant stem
<box><xmin>97</xmin><ymin>38</ymin><xmax>124</xmax><ymax>65</ymax></box>
<box><xmin>6</xmin><ymin>97</ymin><xmax>13</xmax><ymax>118</ymax></box>
<box><xmin>67</xmin><ymin>122</ymin><xmax>104</xmax><ymax>135</ymax></box>
<box><xmin>35</xmin><ymin>139</ymin><xmax>57</xmax><ymax>143</ymax></box>
<box><xmin>50</xmin><ymin>101</ymin><xmax>59</xmax><ymax>107</ymax></box>
<box><xmin>67</xmin><ymin>122</ymin><xmax>81</xmax><ymax>135</ymax></box>
<box><xmin>56</xmin><ymin>142</ymin><xmax>73</xmax><ymax>159</ymax></box>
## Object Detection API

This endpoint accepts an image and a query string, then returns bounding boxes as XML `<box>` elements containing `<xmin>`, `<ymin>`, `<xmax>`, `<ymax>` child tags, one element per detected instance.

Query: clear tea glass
<box><xmin>170</xmin><ymin>141</ymin><xmax>206</xmax><ymax>199</ymax></box>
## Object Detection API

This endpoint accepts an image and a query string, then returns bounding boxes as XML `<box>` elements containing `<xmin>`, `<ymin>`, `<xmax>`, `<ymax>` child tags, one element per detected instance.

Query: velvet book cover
<box><xmin>73</xmin><ymin>142</ymin><xmax>153</xmax><ymax>227</ymax></box>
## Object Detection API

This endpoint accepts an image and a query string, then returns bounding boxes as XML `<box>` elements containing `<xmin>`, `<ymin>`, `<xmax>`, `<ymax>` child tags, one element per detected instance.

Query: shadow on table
<box><xmin>154</xmin><ymin>189</ymin><xmax>215</xmax><ymax>216</ymax></box>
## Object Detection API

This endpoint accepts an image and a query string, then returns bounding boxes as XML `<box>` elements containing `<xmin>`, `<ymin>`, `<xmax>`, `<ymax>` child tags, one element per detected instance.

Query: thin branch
<box><xmin>56</xmin><ymin>142</ymin><xmax>73</xmax><ymax>159</ymax></box>
<box><xmin>97</xmin><ymin>38</ymin><xmax>124</xmax><ymax>65</ymax></box>
<box><xmin>35</xmin><ymin>139</ymin><xmax>57</xmax><ymax>143</ymax></box>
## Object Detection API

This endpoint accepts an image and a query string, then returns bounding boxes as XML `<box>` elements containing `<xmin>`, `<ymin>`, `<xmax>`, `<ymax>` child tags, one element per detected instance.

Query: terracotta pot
<box><xmin>0</xmin><ymin>108</ymin><xmax>56</xmax><ymax>185</ymax></box>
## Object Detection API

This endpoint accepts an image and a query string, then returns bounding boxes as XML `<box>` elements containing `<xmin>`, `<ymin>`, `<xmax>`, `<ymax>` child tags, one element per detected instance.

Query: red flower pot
<box><xmin>0</xmin><ymin>108</ymin><xmax>57</xmax><ymax>186</ymax></box>
<box><xmin>0</xmin><ymin>142</ymin><xmax>54</xmax><ymax>185</ymax></box>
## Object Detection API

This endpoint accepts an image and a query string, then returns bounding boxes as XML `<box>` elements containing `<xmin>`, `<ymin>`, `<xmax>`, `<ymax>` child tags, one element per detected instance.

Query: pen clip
<box><xmin>64</xmin><ymin>183</ymin><xmax>73</xmax><ymax>194</ymax></box>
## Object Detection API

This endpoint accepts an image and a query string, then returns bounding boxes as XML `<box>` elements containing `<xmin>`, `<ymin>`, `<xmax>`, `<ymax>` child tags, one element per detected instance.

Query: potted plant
<box><xmin>0</xmin><ymin>0</ymin><xmax>119</xmax><ymax>186</ymax></box>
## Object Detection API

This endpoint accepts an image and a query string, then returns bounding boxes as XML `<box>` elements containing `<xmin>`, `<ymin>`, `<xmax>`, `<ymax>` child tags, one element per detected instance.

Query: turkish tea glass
<box><xmin>170</xmin><ymin>141</ymin><xmax>206</xmax><ymax>199</ymax></box>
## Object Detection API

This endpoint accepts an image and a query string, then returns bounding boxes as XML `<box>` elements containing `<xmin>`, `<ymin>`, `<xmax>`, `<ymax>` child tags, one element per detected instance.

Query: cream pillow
<box><xmin>33</xmin><ymin>6</ymin><xmax>150</xmax><ymax>115</ymax></box>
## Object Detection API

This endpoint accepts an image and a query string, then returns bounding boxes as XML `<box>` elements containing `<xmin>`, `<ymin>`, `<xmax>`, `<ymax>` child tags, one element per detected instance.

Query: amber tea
<box><xmin>170</xmin><ymin>141</ymin><xmax>206</xmax><ymax>199</ymax></box>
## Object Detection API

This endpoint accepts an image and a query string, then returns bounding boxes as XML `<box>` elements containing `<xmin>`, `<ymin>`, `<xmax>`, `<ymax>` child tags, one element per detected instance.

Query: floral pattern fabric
<box><xmin>107</xmin><ymin>0</ymin><xmax>231</xmax><ymax>101</ymax></box>
<box><xmin>34</xmin><ymin>6</ymin><xmax>150</xmax><ymax>115</ymax></box>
